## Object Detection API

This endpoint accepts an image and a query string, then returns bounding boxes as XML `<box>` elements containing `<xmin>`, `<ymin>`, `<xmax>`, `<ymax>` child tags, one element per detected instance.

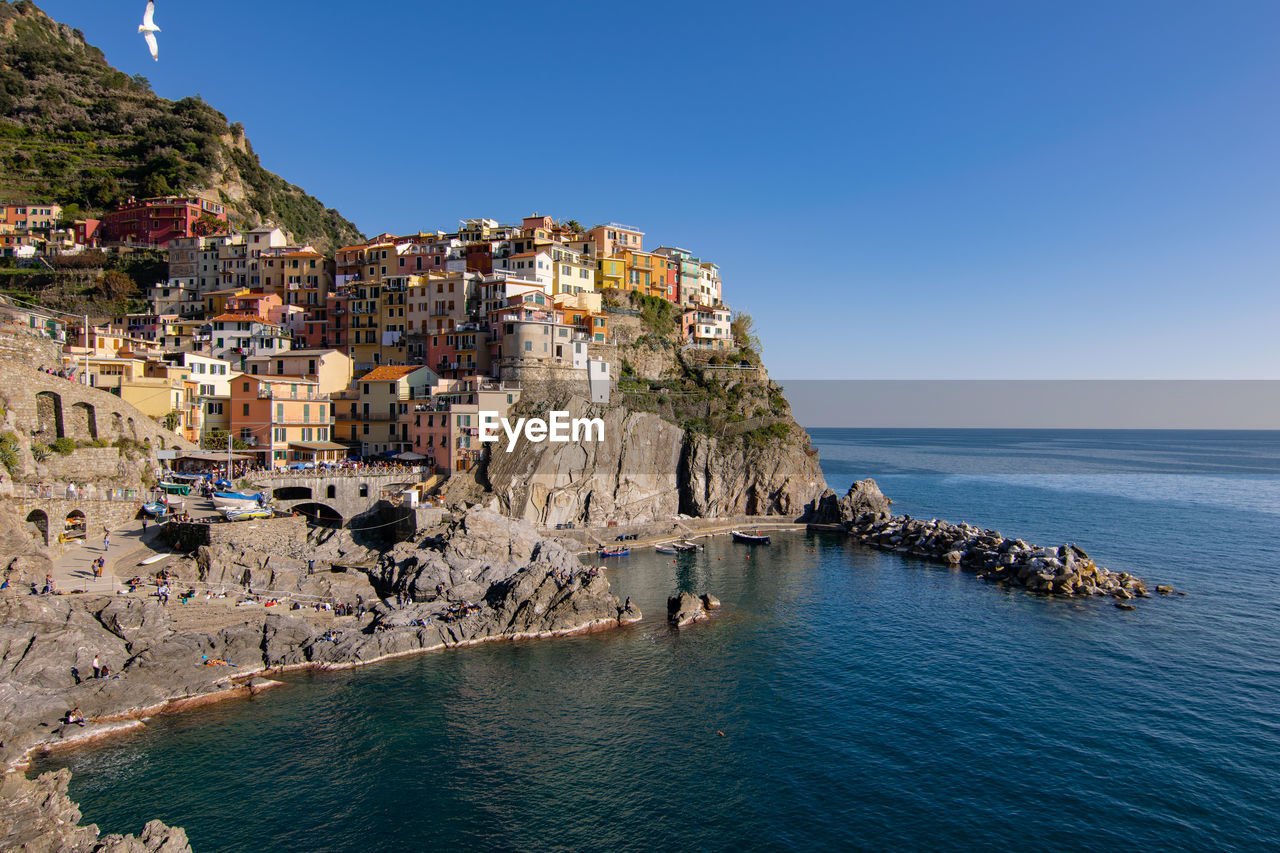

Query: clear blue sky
<box><xmin>33</xmin><ymin>0</ymin><xmax>1280</xmax><ymax>379</ymax></box>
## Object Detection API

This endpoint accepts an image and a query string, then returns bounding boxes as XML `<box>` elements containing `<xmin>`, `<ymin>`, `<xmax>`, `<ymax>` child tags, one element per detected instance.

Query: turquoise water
<box><xmin>35</xmin><ymin>430</ymin><xmax>1280</xmax><ymax>851</ymax></box>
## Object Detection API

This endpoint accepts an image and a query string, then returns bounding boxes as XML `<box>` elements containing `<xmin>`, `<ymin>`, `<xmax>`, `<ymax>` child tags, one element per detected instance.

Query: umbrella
<box><xmin>394</xmin><ymin>451</ymin><xmax>427</xmax><ymax>461</ymax></box>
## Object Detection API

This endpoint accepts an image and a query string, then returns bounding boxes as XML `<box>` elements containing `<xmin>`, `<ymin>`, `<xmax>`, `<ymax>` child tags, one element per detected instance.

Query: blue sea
<box><xmin>34</xmin><ymin>430</ymin><xmax>1280</xmax><ymax>851</ymax></box>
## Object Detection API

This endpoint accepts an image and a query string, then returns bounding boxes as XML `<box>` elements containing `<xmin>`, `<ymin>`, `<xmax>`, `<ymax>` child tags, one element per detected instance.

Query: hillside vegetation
<box><xmin>0</xmin><ymin>0</ymin><xmax>363</xmax><ymax>252</ymax></box>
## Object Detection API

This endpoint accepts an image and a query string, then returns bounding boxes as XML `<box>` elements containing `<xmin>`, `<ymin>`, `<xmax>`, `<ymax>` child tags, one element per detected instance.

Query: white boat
<box><xmin>654</xmin><ymin>545</ymin><xmax>677</xmax><ymax>554</ymax></box>
<box><xmin>221</xmin><ymin>506</ymin><xmax>272</xmax><ymax>521</ymax></box>
<box><xmin>212</xmin><ymin>491</ymin><xmax>264</xmax><ymax>509</ymax></box>
<box><xmin>139</xmin><ymin>553</ymin><xmax>171</xmax><ymax>566</ymax></box>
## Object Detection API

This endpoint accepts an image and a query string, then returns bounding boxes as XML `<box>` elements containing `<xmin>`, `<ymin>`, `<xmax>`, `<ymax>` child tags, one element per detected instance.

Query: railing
<box><xmin>251</xmin><ymin>465</ymin><xmax>428</xmax><ymax>480</ymax></box>
<box><xmin>1</xmin><ymin>483</ymin><xmax>144</xmax><ymax>502</ymax></box>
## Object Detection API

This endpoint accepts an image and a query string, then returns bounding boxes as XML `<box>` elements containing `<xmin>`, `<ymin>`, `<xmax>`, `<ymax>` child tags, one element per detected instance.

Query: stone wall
<box><xmin>38</xmin><ymin>447</ymin><xmax>134</xmax><ymax>483</ymax></box>
<box><xmin>161</xmin><ymin>513</ymin><xmax>308</xmax><ymax>553</ymax></box>
<box><xmin>0</xmin><ymin>363</ymin><xmax>195</xmax><ymax>485</ymax></box>
<box><xmin>0</xmin><ymin>495</ymin><xmax>143</xmax><ymax>549</ymax></box>
<box><xmin>0</xmin><ymin>324</ymin><xmax>60</xmax><ymax>368</ymax></box>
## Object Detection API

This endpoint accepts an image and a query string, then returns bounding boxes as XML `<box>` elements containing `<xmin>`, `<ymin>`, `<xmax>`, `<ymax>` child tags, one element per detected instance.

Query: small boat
<box><xmin>221</xmin><ymin>506</ymin><xmax>272</xmax><ymax>521</ymax></box>
<box><xmin>163</xmin><ymin>494</ymin><xmax>184</xmax><ymax>510</ymax></box>
<box><xmin>212</xmin><ymin>491</ymin><xmax>264</xmax><ymax>509</ymax></box>
<box><xmin>673</xmin><ymin>541</ymin><xmax>701</xmax><ymax>552</ymax></box>
<box><xmin>731</xmin><ymin>530</ymin><xmax>771</xmax><ymax>544</ymax></box>
<box><xmin>654</xmin><ymin>545</ymin><xmax>677</xmax><ymax>554</ymax></box>
<box><xmin>599</xmin><ymin>546</ymin><xmax>630</xmax><ymax>557</ymax></box>
<box><xmin>142</xmin><ymin>502</ymin><xmax>168</xmax><ymax>517</ymax></box>
<box><xmin>139</xmin><ymin>553</ymin><xmax>171</xmax><ymax>566</ymax></box>
<box><xmin>158</xmin><ymin>482</ymin><xmax>191</xmax><ymax>496</ymax></box>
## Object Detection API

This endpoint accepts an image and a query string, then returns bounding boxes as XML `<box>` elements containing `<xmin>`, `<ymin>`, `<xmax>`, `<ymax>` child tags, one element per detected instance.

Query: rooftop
<box><xmin>359</xmin><ymin>365</ymin><xmax>429</xmax><ymax>382</ymax></box>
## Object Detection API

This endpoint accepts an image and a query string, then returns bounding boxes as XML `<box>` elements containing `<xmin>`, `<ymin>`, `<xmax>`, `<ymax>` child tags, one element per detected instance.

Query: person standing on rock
<box><xmin>92</xmin><ymin>654</ymin><xmax>101</xmax><ymax>679</ymax></box>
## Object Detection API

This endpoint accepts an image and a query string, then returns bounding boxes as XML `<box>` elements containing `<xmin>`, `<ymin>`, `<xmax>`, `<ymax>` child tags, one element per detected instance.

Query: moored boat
<box><xmin>212</xmin><ymin>491</ymin><xmax>264</xmax><ymax>509</ymax></box>
<box><xmin>654</xmin><ymin>545</ymin><xmax>677</xmax><ymax>554</ymax></box>
<box><xmin>673</xmin><ymin>540</ymin><xmax>701</xmax><ymax>552</ymax></box>
<box><xmin>599</xmin><ymin>546</ymin><xmax>630</xmax><ymax>557</ymax></box>
<box><xmin>731</xmin><ymin>530</ymin><xmax>771</xmax><ymax>544</ymax></box>
<box><xmin>142</xmin><ymin>501</ymin><xmax>167</xmax><ymax>517</ymax></box>
<box><xmin>220</xmin><ymin>506</ymin><xmax>272</xmax><ymax>521</ymax></box>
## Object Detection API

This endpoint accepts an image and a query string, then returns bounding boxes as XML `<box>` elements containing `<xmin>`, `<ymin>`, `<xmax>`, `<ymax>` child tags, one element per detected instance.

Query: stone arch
<box><xmin>358</xmin><ymin>484</ymin><xmax>368</xmax><ymax>498</ymax></box>
<box><xmin>64</xmin><ymin>509</ymin><xmax>86</xmax><ymax>540</ymax></box>
<box><xmin>69</xmin><ymin>401</ymin><xmax>97</xmax><ymax>441</ymax></box>
<box><xmin>25</xmin><ymin>509</ymin><xmax>48</xmax><ymax>546</ymax></box>
<box><xmin>326</xmin><ymin>484</ymin><xmax>336</xmax><ymax>499</ymax></box>
<box><xmin>274</xmin><ymin>486</ymin><xmax>312</xmax><ymax>501</ymax></box>
<box><xmin>110</xmin><ymin>412</ymin><xmax>124</xmax><ymax>440</ymax></box>
<box><xmin>158</xmin><ymin>436</ymin><xmax>165</xmax><ymax>450</ymax></box>
<box><xmin>34</xmin><ymin>391</ymin><xmax>63</xmax><ymax>442</ymax></box>
<box><xmin>293</xmin><ymin>502</ymin><xmax>343</xmax><ymax>529</ymax></box>
<box><xmin>126</xmin><ymin>417</ymin><xmax>137</xmax><ymax>439</ymax></box>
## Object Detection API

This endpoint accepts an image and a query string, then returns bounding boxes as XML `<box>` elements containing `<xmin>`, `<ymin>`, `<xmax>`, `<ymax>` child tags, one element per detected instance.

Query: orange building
<box><xmin>618</xmin><ymin>249</ymin><xmax>676</xmax><ymax>300</ymax></box>
<box><xmin>229</xmin><ymin>374</ymin><xmax>335</xmax><ymax>467</ymax></box>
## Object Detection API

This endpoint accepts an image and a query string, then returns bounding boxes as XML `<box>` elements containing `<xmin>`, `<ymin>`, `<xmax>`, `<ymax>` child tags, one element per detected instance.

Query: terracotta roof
<box><xmin>359</xmin><ymin>365</ymin><xmax>426</xmax><ymax>382</ymax></box>
<box><xmin>212</xmin><ymin>313</ymin><xmax>276</xmax><ymax>325</ymax></box>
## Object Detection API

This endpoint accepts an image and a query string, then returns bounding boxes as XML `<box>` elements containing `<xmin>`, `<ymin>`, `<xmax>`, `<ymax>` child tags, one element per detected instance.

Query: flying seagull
<box><xmin>138</xmin><ymin>1</ymin><xmax>160</xmax><ymax>61</ymax></box>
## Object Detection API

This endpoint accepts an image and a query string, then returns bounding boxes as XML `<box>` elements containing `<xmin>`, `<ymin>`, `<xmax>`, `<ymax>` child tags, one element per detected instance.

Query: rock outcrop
<box><xmin>0</xmin><ymin>768</ymin><xmax>191</xmax><ymax>853</ymax></box>
<box><xmin>666</xmin><ymin>591</ymin><xmax>719</xmax><ymax>627</ymax></box>
<box><xmin>804</xmin><ymin>479</ymin><xmax>894</xmax><ymax>525</ymax></box>
<box><xmin>680</xmin><ymin>433</ymin><xmax>827</xmax><ymax>518</ymax></box>
<box><xmin>0</xmin><ymin>509</ymin><xmax>635</xmax><ymax>849</ymax></box>
<box><xmin>479</xmin><ymin>393</ymin><xmax>827</xmax><ymax>526</ymax></box>
<box><xmin>484</xmin><ymin>398</ymin><xmax>684</xmax><ymax>526</ymax></box>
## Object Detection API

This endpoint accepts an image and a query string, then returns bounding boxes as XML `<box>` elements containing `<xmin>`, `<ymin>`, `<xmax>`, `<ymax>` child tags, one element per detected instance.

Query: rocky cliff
<box><xmin>466</xmin><ymin>307</ymin><xmax>828</xmax><ymax>525</ymax></box>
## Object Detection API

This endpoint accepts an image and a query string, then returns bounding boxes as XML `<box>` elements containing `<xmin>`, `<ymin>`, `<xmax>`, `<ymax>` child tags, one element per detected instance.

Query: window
<box><xmin>524</xmin><ymin>341</ymin><xmax>532</xmax><ymax>352</ymax></box>
<box><xmin>242</xmin><ymin>403</ymin><xmax>250</xmax><ymax>416</ymax></box>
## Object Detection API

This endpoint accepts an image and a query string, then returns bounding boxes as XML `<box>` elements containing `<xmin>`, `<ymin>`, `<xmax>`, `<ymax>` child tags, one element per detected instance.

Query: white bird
<box><xmin>138</xmin><ymin>1</ymin><xmax>160</xmax><ymax>61</ymax></box>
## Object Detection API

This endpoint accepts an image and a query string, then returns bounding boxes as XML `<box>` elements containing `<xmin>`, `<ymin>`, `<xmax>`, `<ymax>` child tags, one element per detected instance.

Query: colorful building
<box><xmin>100</xmin><ymin>196</ymin><xmax>228</xmax><ymax>246</ymax></box>
<box><xmin>229</xmin><ymin>374</ymin><xmax>333</xmax><ymax>467</ymax></box>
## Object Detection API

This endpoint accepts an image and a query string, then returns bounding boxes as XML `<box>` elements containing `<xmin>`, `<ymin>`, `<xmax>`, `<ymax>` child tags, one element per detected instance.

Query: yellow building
<box><xmin>595</xmin><ymin>256</ymin><xmax>626</xmax><ymax>292</ymax></box>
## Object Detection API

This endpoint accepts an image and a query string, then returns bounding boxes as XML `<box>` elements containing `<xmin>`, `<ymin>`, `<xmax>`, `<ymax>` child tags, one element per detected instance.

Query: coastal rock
<box><xmin>0</xmin><ymin>769</ymin><xmax>191</xmax><ymax>853</ymax></box>
<box><xmin>681</xmin><ymin>432</ymin><xmax>826</xmax><ymax>519</ymax></box>
<box><xmin>484</xmin><ymin>398</ymin><xmax>684</xmax><ymax>526</ymax></box>
<box><xmin>668</xmin><ymin>591</ymin><xmax>710</xmax><ymax>627</ymax></box>
<box><xmin>0</xmin><ymin>508</ymin><xmax>635</xmax><ymax>848</ymax></box>
<box><xmin>804</xmin><ymin>479</ymin><xmax>893</xmax><ymax>526</ymax></box>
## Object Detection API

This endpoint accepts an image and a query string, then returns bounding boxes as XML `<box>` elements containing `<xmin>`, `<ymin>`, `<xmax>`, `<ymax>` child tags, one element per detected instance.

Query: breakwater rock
<box><xmin>818</xmin><ymin>480</ymin><xmax>1149</xmax><ymax>599</ymax></box>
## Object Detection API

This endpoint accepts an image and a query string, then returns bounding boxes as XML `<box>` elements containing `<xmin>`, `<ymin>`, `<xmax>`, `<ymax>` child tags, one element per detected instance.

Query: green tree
<box><xmin>731</xmin><ymin>312</ymin><xmax>761</xmax><ymax>354</ymax></box>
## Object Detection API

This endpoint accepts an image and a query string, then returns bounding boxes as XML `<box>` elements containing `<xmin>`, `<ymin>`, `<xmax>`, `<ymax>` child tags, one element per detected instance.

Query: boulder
<box><xmin>667</xmin><ymin>592</ymin><xmax>709</xmax><ymax>627</ymax></box>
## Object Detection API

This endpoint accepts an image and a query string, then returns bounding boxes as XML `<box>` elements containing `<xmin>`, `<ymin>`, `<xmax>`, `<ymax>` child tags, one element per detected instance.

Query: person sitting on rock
<box><xmin>65</xmin><ymin>707</ymin><xmax>86</xmax><ymax>727</ymax></box>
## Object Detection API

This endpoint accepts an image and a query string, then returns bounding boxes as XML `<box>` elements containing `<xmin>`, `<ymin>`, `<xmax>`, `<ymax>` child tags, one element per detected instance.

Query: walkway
<box><xmin>48</xmin><ymin>517</ymin><xmax>164</xmax><ymax>595</ymax></box>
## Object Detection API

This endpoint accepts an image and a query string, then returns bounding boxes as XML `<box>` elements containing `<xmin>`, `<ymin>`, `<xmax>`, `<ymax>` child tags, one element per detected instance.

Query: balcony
<box><xmin>257</xmin><ymin>389</ymin><xmax>330</xmax><ymax>402</ymax></box>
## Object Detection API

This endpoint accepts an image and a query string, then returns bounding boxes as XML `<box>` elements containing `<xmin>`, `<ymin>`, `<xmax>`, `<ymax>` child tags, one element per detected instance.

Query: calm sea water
<box><xmin>35</xmin><ymin>430</ymin><xmax>1280</xmax><ymax>851</ymax></box>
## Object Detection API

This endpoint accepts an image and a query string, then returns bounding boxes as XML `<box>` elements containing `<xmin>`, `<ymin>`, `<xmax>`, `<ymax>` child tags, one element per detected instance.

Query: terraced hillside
<box><xmin>0</xmin><ymin>0</ymin><xmax>363</xmax><ymax>252</ymax></box>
